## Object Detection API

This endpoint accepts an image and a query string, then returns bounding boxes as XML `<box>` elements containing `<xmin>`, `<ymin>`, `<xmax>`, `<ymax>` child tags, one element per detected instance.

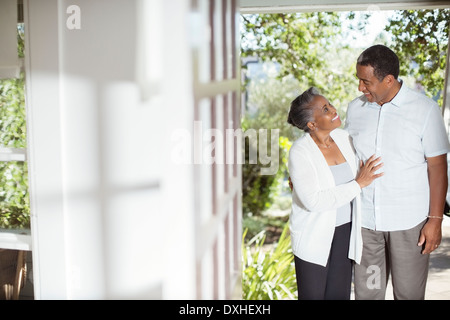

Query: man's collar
<box><xmin>362</xmin><ymin>79</ymin><xmax>406</xmax><ymax>108</ymax></box>
<box><xmin>388</xmin><ymin>79</ymin><xmax>405</xmax><ymax>108</ymax></box>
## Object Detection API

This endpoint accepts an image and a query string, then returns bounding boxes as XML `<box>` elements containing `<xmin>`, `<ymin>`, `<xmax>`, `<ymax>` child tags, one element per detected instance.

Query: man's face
<box><xmin>356</xmin><ymin>64</ymin><xmax>391</xmax><ymax>105</ymax></box>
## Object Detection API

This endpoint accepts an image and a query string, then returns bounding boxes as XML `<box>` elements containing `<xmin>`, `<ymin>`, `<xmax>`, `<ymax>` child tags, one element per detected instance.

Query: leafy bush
<box><xmin>242</xmin><ymin>211</ymin><xmax>289</xmax><ymax>242</ymax></box>
<box><xmin>241</xmin><ymin>146</ymin><xmax>278</xmax><ymax>217</ymax></box>
<box><xmin>385</xmin><ymin>9</ymin><xmax>449</xmax><ymax>105</ymax></box>
<box><xmin>242</xmin><ymin>134</ymin><xmax>291</xmax><ymax>217</ymax></box>
<box><xmin>242</xmin><ymin>223</ymin><xmax>297</xmax><ymax>300</ymax></box>
<box><xmin>0</xmin><ymin>162</ymin><xmax>29</xmax><ymax>229</ymax></box>
<box><xmin>0</xmin><ymin>74</ymin><xmax>29</xmax><ymax>229</ymax></box>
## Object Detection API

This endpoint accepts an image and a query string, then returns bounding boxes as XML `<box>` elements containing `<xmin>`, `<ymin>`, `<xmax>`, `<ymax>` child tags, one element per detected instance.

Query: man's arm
<box><xmin>418</xmin><ymin>154</ymin><xmax>448</xmax><ymax>254</ymax></box>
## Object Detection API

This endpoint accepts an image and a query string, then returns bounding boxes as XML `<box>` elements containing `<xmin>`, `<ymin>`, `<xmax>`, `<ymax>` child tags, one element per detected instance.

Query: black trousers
<box><xmin>294</xmin><ymin>222</ymin><xmax>353</xmax><ymax>300</ymax></box>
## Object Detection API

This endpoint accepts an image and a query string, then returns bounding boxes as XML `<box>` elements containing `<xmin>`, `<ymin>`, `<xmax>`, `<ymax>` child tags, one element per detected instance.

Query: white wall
<box><xmin>25</xmin><ymin>0</ymin><xmax>197</xmax><ymax>299</ymax></box>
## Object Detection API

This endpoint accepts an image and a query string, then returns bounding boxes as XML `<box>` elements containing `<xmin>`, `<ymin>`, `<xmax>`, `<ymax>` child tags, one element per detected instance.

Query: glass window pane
<box><xmin>0</xmin><ymin>24</ymin><xmax>29</xmax><ymax>230</ymax></box>
<box><xmin>0</xmin><ymin>161</ymin><xmax>29</xmax><ymax>229</ymax></box>
<box><xmin>0</xmin><ymin>74</ymin><xmax>27</xmax><ymax>149</ymax></box>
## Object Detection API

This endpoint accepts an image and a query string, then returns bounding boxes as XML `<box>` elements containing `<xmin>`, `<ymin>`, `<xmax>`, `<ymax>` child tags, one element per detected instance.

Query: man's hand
<box><xmin>418</xmin><ymin>219</ymin><xmax>442</xmax><ymax>254</ymax></box>
<box><xmin>418</xmin><ymin>154</ymin><xmax>447</xmax><ymax>254</ymax></box>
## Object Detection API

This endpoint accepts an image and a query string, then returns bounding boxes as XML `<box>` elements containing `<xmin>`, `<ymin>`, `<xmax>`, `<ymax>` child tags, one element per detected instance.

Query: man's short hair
<box><xmin>357</xmin><ymin>45</ymin><xmax>400</xmax><ymax>81</ymax></box>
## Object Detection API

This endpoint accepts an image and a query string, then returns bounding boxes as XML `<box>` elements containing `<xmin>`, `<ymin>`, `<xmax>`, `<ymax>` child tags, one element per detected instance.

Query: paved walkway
<box><xmin>411</xmin><ymin>216</ymin><xmax>450</xmax><ymax>300</ymax></box>
<box><xmin>352</xmin><ymin>216</ymin><xmax>450</xmax><ymax>300</ymax></box>
<box><xmin>422</xmin><ymin>218</ymin><xmax>450</xmax><ymax>300</ymax></box>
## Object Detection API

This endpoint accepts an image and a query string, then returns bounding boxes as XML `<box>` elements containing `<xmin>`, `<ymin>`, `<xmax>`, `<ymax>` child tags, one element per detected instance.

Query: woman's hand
<box><xmin>355</xmin><ymin>155</ymin><xmax>384</xmax><ymax>188</ymax></box>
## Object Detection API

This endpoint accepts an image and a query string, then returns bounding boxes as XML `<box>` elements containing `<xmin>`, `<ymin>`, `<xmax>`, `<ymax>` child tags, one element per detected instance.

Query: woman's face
<box><xmin>308</xmin><ymin>95</ymin><xmax>341</xmax><ymax>132</ymax></box>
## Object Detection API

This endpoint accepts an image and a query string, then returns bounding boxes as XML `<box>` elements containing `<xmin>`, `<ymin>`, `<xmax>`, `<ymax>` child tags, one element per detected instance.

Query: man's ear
<box><xmin>383</xmin><ymin>74</ymin><xmax>396</xmax><ymax>88</ymax></box>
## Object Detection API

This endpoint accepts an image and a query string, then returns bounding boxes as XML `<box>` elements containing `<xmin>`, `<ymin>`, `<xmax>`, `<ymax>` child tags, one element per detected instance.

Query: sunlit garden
<box><xmin>240</xmin><ymin>8</ymin><xmax>449</xmax><ymax>300</ymax></box>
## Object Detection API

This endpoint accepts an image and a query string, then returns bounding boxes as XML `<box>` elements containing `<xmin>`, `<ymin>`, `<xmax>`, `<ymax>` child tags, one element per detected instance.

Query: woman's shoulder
<box><xmin>291</xmin><ymin>133</ymin><xmax>311</xmax><ymax>149</ymax></box>
<box><xmin>289</xmin><ymin>135</ymin><xmax>313</xmax><ymax>166</ymax></box>
<box><xmin>289</xmin><ymin>135</ymin><xmax>312</xmax><ymax>159</ymax></box>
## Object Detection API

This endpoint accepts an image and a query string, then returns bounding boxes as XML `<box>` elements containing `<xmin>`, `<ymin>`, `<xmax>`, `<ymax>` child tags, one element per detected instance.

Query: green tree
<box><xmin>241</xmin><ymin>12</ymin><xmax>360</xmax><ymax>107</ymax></box>
<box><xmin>0</xmin><ymin>74</ymin><xmax>29</xmax><ymax>229</ymax></box>
<box><xmin>240</xmin><ymin>13</ymin><xmax>357</xmax><ymax>218</ymax></box>
<box><xmin>0</xmin><ymin>24</ymin><xmax>29</xmax><ymax>229</ymax></box>
<box><xmin>385</xmin><ymin>9</ymin><xmax>449</xmax><ymax>105</ymax></box>
<box><xmin>241</xmin><ymin>13</ymin><xmax>341</xmax><ymax>83</ymax></box>
<box><xmin>241</xmin><ymin>64</ymin><xmax>295</xmax><ymax>217</ymax></box>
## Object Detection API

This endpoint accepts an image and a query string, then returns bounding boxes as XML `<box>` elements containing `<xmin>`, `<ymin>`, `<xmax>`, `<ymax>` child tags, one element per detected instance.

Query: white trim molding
<box><xmin>240</xmin><ymin>0</ymin><xmax>450</xmax><ymax>13</ymax></box>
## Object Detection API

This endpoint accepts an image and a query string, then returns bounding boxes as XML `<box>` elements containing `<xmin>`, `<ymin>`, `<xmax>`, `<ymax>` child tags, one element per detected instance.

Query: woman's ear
<box><xmin>307</xmin><ymin>121</ymin><xmax>316</xmax><ymax>132</ymax></box>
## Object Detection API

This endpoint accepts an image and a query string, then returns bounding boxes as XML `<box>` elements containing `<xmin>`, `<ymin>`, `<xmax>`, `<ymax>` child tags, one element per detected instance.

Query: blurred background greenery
<box><xmin>0</xmin><ymin>24</ymin><xmax>29</xmax><ymax>229</ymax></box>
<box><xmin>240</xmin><ymin>8</ymin><xmax>449</xmax><ymax>299</ymax></box>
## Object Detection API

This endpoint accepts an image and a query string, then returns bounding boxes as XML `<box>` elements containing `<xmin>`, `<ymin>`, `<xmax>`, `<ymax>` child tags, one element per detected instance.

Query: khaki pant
<box><xmin>354</xmin><ymin>220</ymin><xmax>430</xmax><ymax>300</ymax></box>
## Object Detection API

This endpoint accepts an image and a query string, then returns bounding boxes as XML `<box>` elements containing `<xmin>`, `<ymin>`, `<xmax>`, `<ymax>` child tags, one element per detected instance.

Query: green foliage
<box><xmin>240</xmin><ymin>10</ymin><xmax>449</xmax><ymax>219</ymax></box>
<box><xmin>385</xmin><ymin>9</ymin><xmax>449</xmax><ymax>105</ymax></box>
<box><xmin>241</xmin><ymin>125</ymin><xmax>291</xmax><ymax>217</ymax></box>
<box><xmin>0</xmin><ymin>162</ymin><xmax>30</xmax><ymax>229</ymax></box>
<box><xmin>240</xmin><ymin>13</ymin><xmax>355</xmax><ymax>218</ymax></box>
<box><xmin>240</xmin><ymin>62</ymin><xmax>294</xmax><ymax>217</ymax></box>
<box><xmin>0</xmin><ymin>73</ymin><xmax>29</xmax><ymax>229</ymax></box>
<box><xmin>242</xmin><ymin>212</ymin><xmax>289</xmax><ymax>243</ymax></box>
<box><xmin>243</xmin><ymin>64</ymin><xmax>301</xmax><ymax>141</ymax></box>
<box><xmin>241</xmin><ymin>133</ymin><xmax>288</xmax><ymax>217</ymax></box>
<box><xmin>241</xmin><ymin>13</ymin><xmax>361</xmax><ymax>109</ymax></box>
<box><xmin>0</xmin><ymin>24</ymin><xmax>29</xmax><ymax>229</ymax></box>
<box><xmin>241</xmin><ymin>160</ymin><xmax>277</xmax><ymax>216</ymax></box>
<box><xmin>239</xmin><ymin>9</ymin><xmax>449</xmax><ymax>301</ymax></box>
<box><xmin>0</xmin><ymin>75</ymin><xmax>27</xmax><ymax>149</ymax></box>
<box><xmin>242</xmin><ymin>224</ymin><xmax>297</xmax><ymax>300</ymax></box>
<box><xmin>241</xmin><ymin>13</ymin><xmax>340</xmax><ymax>84</ymax></box>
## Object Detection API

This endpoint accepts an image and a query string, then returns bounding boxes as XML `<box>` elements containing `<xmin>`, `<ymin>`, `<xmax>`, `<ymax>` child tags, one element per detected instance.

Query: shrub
<box><xmin>242</xmin><ymin>223</ymin><xmax>297</xmax><ymax>300</ymax></box>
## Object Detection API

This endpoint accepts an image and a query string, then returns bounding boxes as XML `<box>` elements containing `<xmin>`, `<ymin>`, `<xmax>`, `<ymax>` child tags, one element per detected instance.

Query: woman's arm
<box><xmin>289</xmin><ymin>150</ymin><xmax>382</xmax><ymax>212</ymax></box>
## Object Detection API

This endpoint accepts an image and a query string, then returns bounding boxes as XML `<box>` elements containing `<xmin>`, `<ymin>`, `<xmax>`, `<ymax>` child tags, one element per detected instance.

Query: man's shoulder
<box><xmin>348</xmin><ymin>94</ymin><xmax>367</xmax><ymax>109</ymax></box>
<box><xmin>398</xmin><ymin>84</ymin><xmax>437</xmax><ymax>109</ymax></box>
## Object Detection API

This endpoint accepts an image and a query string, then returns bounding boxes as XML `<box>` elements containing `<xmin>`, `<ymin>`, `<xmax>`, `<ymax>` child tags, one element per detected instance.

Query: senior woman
<box><xmin>287</xmin><ymin>87</ymin><xmax>383</xmax><ymax>300</ymax></box>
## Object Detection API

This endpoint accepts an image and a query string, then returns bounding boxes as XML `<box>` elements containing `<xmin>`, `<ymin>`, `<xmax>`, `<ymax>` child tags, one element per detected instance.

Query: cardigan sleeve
<box><xmin>288</xmin><ymin>144</ymin><xmax>361</xmax><ymax>213</ymax></box>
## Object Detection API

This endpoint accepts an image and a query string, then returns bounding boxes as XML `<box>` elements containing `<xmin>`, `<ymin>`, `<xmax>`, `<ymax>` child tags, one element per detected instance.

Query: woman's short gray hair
<box><xmin>287</xmin><ymin>87</ymin><xmax>320</xmax><ymax>132</ymax></box>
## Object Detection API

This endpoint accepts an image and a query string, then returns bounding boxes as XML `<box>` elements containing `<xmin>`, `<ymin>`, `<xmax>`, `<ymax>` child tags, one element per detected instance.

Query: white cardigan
<box><xmin>288</xmin><ymin>128</ymin><xmax>363</xmax><ymax>267</ymax></box>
